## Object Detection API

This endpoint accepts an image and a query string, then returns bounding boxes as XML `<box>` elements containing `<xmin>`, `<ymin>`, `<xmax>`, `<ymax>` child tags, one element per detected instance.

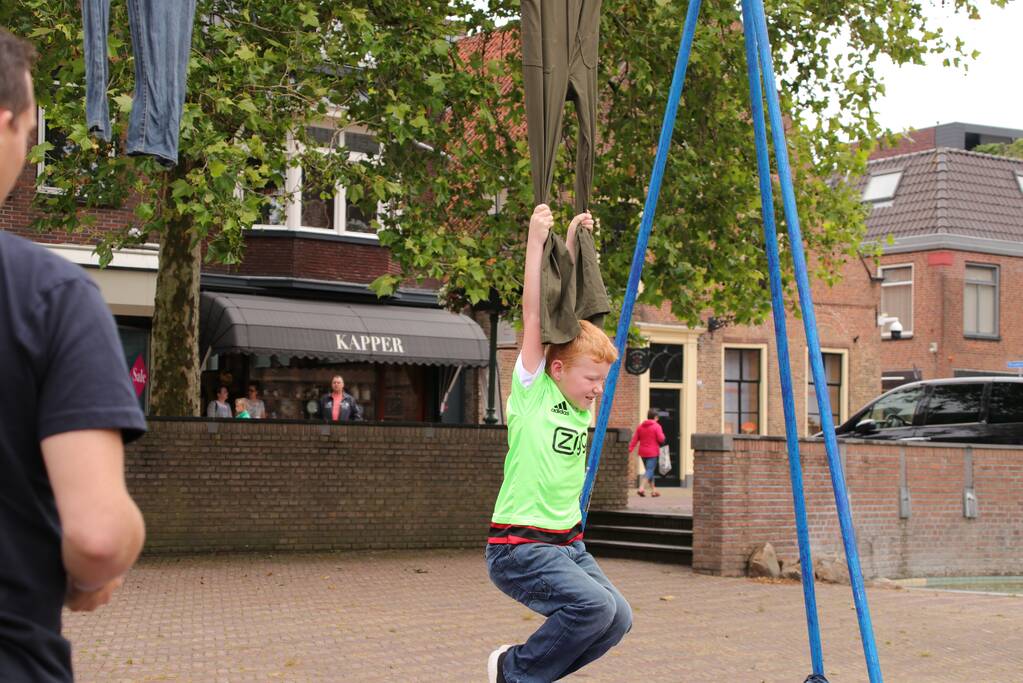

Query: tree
<box><xmin>974</xmin><ymin>139</ymin><xmax>1023</xmax><ymax>159</ymax></box>
<box><xmin>373</xmin><ymin>0</ymin><xmax>1009</xmax><ymax>332</ymax></box>
<box><xmin>5</xmin><ymin>0</ymin><xmax>495</xmax><ymax>415</ymax></box>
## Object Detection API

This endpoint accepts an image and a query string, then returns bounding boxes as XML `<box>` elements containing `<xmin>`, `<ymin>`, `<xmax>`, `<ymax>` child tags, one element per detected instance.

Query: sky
<box><xmin>472</xmin><ymin>1</ymin><xmax>1022</xmax><ymax>133</ymax></box>
<box><xmin>855</xmin><ymin>1</ymin><xmax>1022</xmax><ymax>132</ymax></box>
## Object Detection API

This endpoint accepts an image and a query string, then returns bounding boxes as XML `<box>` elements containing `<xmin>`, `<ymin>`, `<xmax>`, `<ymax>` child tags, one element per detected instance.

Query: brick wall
<box><xmin>693</xmin><ymin>434</ymin><xmax>1023</xmax><ymax>578</ymax></box>
<box><xmin>878</xmin><ymin>250</ymin><xmax>1023</xmax><ymax>379</ymax></box>
<box><xmin>126</xmin><ymin>419</ymin><xmax>629</xmax><ymax>554</ymax></box>
<box><xmin>0</xmin><ymin>166</ymin><xmax>139</xmax><ymax>245</ymax></box>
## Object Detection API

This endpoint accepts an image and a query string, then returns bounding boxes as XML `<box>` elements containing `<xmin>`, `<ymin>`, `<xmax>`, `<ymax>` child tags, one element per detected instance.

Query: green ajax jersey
<box><xmin>490</xmin><ymin>361</ymin><xmax>591</xmax><ymax>531</ymax></box>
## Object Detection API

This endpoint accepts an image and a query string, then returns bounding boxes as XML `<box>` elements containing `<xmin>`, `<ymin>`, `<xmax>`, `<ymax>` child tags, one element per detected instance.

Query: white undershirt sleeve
<box><xmin>515</xmin><ymin>353</ymin><xmax>546</xmax><ymax>389</ymax></box>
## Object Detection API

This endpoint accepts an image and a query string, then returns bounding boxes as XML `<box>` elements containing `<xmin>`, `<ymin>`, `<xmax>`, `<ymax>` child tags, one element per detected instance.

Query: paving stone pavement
<box><xmin>63</xmin><ymin>550</ymin><xmax>1023</xmax><ymax>682</ymax></box>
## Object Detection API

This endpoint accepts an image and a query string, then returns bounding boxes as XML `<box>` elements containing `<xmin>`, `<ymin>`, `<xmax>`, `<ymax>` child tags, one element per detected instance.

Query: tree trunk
<box><xmin>149</xmin><ymin>213</ymin><xmax>202</xmax><ymax>416</ymax></box>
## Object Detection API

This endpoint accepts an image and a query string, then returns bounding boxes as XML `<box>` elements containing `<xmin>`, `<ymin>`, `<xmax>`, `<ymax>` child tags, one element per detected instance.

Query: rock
<box><xmin>748</xmin><ymin>543</ymin><xmax>781</xmax><ymax>578</ymax></box>
<box><xmin>813</xmin><ymin>554</ymin><xmax>850</xmax><ymax>585</ymax></box>
<box><xmin>780</xmin><ymin>557</ymin><xmax>802</xmax><ymax>580</ymax></box>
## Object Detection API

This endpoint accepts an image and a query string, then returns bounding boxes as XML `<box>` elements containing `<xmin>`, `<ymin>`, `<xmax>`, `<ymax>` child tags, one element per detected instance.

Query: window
<box><xmin>36</xmin><ymin>108</ymin><xmax>74</xmax><ymax>195</ymax></box>
<box><xmin>36</xmin><ymin>108</ymin><xmax>120</xmax><ymax>205</ymax></box>
<box><xmin>921</xmin><ymin>384</ymin><xmax>984</xmax><ymax>426</ymax></box>
<box><xmin>879</xmin><ymin>265</ymin><xmax>913</xmax><ymax>337</ymax></box>
<box><xmin>864</xmin><ymin>385</ymin><xmax>925</xmax><ymax>429</ymax></box>
<box><xmin>649</xmin><ymin>343</ymin><xmax>683</xmax><ymax>383</ymax></box>
<box><xmin>1016</xmin><ymin>172</ymin><xmax>1023</xmax><ymax>195</ymax></box>
<box><xmin>253</xmin><ymin>127</ymin><xmax>383</xmax><ymax>237</ymax></box>
<box><xmin>862</xmin><ymin>170</ymin><xmax>903</xmax><ymax>204</ymax></box>
<box><xmin>808</xmin><ymin>352</ymin><xmax>844</xmax><ymax>434</ymax></box>
<box><xmin>724</xmin><ymin>348</ymin><xmax>761</xmax><ymax>434</ymax></box>
<box><xmin>963</xmin><ymin>264</ymin><xmax>998</xmax><ymax>338</ymax></box>
<box><xmin>988</xmin><ymin>383</ymin><xmax>1023</xmax><ymax>424</ymax></box>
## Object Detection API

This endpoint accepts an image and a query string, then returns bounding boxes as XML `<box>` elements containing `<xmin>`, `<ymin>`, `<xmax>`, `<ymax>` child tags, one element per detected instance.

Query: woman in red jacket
<box><xmin>628</xmin><ymin>410</ymin><xmax>666</xmax><ymax>497</ymax></box>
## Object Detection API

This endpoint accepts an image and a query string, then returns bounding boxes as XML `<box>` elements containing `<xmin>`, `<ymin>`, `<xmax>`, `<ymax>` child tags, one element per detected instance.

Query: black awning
<box><xmin>200</xmin><ymin>292</ymin><xmax>488</xmax><ymax>367</ymax></box>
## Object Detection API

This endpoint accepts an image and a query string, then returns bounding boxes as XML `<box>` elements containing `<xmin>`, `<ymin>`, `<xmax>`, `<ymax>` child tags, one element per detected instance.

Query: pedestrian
<box><xmin>319</xmin><ymin>375</ymin><xmax>363</xmax><ymax>422</ymax></box>
<box><xmin>244</xmin><ymin>383</ymin><xmax>266</xmax><ymax>419</ymax></box>
<box><xmin>628</xmin><ymin>409</ymin><xmax>666</xmax><ymax>497</ymax></box>
<box><xmin>486</xmin><ymin>205</ymin><xmax>631</xmax><ymax>683</ymax></box>
<box><xmin>0</xmin><ymin>28</ymin><xmax>147</xmax><ymax>681</ymax></box>
<box><xmin>233</xmin><ymin>398</ymin><xmax>250</xmax><ymax>419</ymax></box>
<box><xmin>206</xmin><ymin>385</ymin><xmax>232</xmax><ymax>418</ymax></box>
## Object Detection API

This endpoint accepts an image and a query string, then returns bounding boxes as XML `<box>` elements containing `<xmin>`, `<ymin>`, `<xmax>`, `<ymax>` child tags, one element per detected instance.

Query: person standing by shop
<box><xmin>319</xmin><ymin>375</ymin><xmax>363</xmax><ymax>422</ymax></box>
<box><xmin>244</xmin><ymin>383</ymin><xmax>266</xmax><ymax>419</ymax></box>
<box><xmin>206</xmin><ymin>385</ymin><xmax>232</xmax><ymax>418</ymax></box>
<box><xmin>0</xmin><ymin>28</ymin><xmax>147</xmax><ymax>681</ymax></box>
<box><xmin>628</xmin><ymin>409</ymin><xmax>666</xmax><ymax>497</ymax></box>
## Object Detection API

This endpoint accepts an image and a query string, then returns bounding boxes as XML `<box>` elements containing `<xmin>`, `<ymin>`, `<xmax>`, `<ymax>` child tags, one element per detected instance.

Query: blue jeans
<box><xmin>486</xmin><ymin>541</ymin><xmax>632</xmax><ymax>682</ymax></box>
<box><xmin>642</xmin><ymin>456</ymin><xmax>658</xmax><ymax>482</ymax></box>
<box><xmin>83</xmin><ymin>0</ymin><xmax>196</xmax><ymax>167</ymax></box>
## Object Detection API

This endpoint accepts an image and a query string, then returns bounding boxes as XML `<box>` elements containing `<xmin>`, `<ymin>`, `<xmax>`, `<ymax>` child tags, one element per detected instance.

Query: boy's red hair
<box><xmin>546</xmin><ymin>320</ymin><xmax>618</xmax><ymax>370</ymax></box>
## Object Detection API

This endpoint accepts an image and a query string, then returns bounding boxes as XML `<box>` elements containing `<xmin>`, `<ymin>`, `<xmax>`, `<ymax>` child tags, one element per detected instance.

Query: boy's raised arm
<box><xmin>521</xmin><ymin>204</ymin><xmax>553</xmax><ymax>374</ymax></box>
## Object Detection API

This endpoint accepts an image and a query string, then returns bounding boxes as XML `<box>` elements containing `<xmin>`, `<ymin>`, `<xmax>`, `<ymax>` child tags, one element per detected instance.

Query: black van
<box><xmin>833</xmin><ymin>377</ymin><xmax>1023</xmax><ymax>445</ymax></box>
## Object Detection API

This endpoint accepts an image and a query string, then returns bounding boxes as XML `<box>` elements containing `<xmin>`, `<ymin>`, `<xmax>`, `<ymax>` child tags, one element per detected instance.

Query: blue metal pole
<box><xmin>748</xmin><ymin>0</ymin><xmax>883</xmax><ymax>680</ymax></box>
<box><xmin>739</xmin><ymin>0</ymin><xmax>825</xmax><ymax>675</ymax></box>
<box><xmin>579</xmin><ymin>0</ymin><xmax>703</xmax><ymax>524</ymax></box>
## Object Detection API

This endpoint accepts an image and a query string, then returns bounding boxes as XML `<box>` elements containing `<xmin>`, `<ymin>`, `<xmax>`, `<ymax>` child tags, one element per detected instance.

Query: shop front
<box><xmin>199</xmin><ymin>292</ymin><xmax>488</xmax><ymax>422</ymax></box>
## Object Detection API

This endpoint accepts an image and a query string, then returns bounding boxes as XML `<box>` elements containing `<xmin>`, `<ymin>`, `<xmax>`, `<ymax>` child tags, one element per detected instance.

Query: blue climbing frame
<box><xmin>577</xmin><ymin>0</ymin><xmax>884</xmax><ymax>681</ymax></box>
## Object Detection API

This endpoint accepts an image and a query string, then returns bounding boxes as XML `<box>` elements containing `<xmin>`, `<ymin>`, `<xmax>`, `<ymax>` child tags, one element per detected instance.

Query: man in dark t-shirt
<box><xmin>1</xmin><ymin>29</ymin><xmax>148</xmax><ymax>682</ymax></box>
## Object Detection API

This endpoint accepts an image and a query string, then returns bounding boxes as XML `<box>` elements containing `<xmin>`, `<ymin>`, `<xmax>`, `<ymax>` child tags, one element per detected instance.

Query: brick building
<box><xmin>862</xmin><ymin>123</ymin><xmax>1023</xmax><ymax>389</ymax></box>
<box><xmin>2</xmin><ymin>112</ymin><xmax>489</xmax><ymax>422</ymax></box>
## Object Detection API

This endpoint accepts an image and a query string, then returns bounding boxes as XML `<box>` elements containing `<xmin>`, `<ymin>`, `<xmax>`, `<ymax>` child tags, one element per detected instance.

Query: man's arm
<box><xmin>41</xmin><ymin>429</ymin><xmax>145</xmax><ymax>609</ymax></box>
<box><xmin>521</xmin><ymin>204</ymin><xmax>553</xmax><ymax>373</ymax></box>
<box><xmin>351</xmin><ymin>396</ymin><xmax>364</xmax><ymax>421</ymax></box>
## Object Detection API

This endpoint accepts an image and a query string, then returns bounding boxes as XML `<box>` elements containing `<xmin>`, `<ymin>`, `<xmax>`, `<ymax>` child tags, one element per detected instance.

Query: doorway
<box><xmin>649</xmin><ymin>387</ymin><xmax>681</xmax><ymax>487</ymax></box>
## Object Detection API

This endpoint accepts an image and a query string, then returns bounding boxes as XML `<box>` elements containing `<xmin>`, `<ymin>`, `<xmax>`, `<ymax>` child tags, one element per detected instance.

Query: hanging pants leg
<box><xmin>521</xmin><ymin>0</ymin><xmax>601</xmax><ymax>210</ymax></box>
<box><xmin>83</xmin><ymin>0</ymin><xmax>197</xmax><ymax>167</ymax></box>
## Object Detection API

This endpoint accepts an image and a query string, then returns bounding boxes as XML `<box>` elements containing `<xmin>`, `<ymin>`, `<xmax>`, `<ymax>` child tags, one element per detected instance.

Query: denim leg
<box><xmin>486</xmin><ymin>542</ymin><xmax>622</xmax><ymax>683</ymax></box>
<box><xmin>125</xmin><ymin>0</ymin><xmax>197</xmax><ymax>166</ymax></box>
<box><xmin>83</xmin><ymin>0</ymin><xmax>112</xmax><ymax>141</ymax></box>
<box><xmin>558</xmin><ymin>544</ymin><xmax>632</xmax><ymax>677</ymax></box>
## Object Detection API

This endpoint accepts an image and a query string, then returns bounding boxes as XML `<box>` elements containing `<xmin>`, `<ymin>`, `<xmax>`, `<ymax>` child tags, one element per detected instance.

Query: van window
<box><xmin>922</xmin><ymin>384</ymin><xmax>984</xmax><ymax>426</ymax></box>
<box><xmin>988</xmin><ymin>383</ymin><xmax>1023</xmax><ymax>424</ymax></box>
<box><xmin>864</xmin><ymin>386</ymin><xmax>925</xmax><ymax>429</ymax></box>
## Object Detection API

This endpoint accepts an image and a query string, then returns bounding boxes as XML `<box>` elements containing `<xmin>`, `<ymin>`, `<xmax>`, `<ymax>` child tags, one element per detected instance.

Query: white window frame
<box><xmin>1015</xmin><ymin>172</ymin><xmax>1023</xmax><ymax>195</ymax></box>
<box><xmin>251</xmin><ymin>127</ymin><xmax>384</xmax><ymax>240</ymax></box>
<box><xmin>721</xmin><ymin>344</ymin><xmax>768</xmax><ymax>435</ymax></box>
<box><xmin>963</xmin><ymin>262</ymin><xmax>999</xmax><ymax>339</ymax></box>
<box><xmin>879</xmin><ymin>263</ymin><xmax>914</xmax><ymax>339</ymax></box>
<box><xmin>862</xmin><ymin>170</ymin><xmax>903</xmax><ymax>206</ymax></box>
<box><xmin>805</xmin><ymin>348</ymin><xmax>848</xmax><ymax>435</ymax></box>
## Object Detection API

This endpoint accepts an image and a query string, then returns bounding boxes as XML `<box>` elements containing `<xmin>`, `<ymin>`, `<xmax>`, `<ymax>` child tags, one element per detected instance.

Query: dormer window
<box><xmin>862</xmin><ymin>170</ymin><xmax>903</xmax><ymax>206</ymax></box>
<box><xmin>1015</xmin><ymin>172</ymin><xmax>1023</xmax><ymax>194</ymax></box>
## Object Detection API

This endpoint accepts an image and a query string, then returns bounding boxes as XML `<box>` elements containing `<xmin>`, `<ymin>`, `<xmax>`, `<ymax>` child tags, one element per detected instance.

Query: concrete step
<box><xmin>587</xmin><ymin>509</ymin><xmax>693</xmax><ymax>531</ymax></box>
<box><xmin>585</xmin><ymin>523</ymin><xmax>693</xmax><ymax>547</ymax></box>
<box><xmin>584</xmin><ymin>538</ymin><xmax>693</xmax><ymax>565</ymax></box>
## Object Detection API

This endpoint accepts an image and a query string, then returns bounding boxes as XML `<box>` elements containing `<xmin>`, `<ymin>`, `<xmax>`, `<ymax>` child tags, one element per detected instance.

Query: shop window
<box><xmin>724</xmin><ymin>348</ymin><xmax>761</xmax><ymax>434</ymax></box>
<box><xmin>117</xmin><ymin>320</ymin><xmax>150</xmax><ymax>412</ymax></box>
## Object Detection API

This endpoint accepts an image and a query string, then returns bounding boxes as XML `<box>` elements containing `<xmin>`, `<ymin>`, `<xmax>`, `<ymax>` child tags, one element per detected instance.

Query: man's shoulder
<box><xmin>0</xmin><ymin>232</ymin><xmax>96</xmax><ymax>295</ymax></box>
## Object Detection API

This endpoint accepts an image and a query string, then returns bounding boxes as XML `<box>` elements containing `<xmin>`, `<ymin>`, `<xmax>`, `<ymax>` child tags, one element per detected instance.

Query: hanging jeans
<box><xmin>486</xmin><ymin>541</ymin><xmax>632</xmax><ymax>682</ymax></box>
<box><xmin>83</xmin><ymin>0</ymin><xmax>197</xmax><ymax>167</ymax></box>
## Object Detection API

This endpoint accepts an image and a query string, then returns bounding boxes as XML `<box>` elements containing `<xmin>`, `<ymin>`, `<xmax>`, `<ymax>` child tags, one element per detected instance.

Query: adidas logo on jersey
<box><xmin>550</xmin><ymin>400</ymin><xmax>570</xmax><ymax>416</ymax></box>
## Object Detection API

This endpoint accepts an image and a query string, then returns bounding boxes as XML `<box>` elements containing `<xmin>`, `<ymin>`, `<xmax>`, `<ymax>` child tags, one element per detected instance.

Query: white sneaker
<box><xmin>487</xmin><ymin>644</ymin><xmax>512</xmax><ymax>683</ymax></box>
